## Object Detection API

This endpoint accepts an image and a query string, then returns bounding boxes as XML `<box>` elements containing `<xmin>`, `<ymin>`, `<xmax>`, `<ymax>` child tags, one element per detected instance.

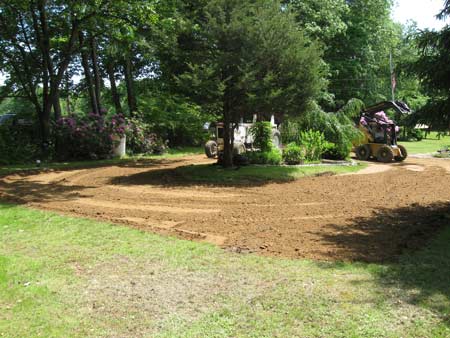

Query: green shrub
<box><xmin>282</xmin><ymin>142</ymin><xmax>305</xmax><ymax>164</ymax></box>
<box><xmin>246</xmin><ymin>148</ymin><xmax>282</xmax><ymax>165</ymax></box>
<box><xmin>280</xmin><ymin>120</ymin><xmax>301</xmax><ymax>145</ymax></box>
<box><xmin>398</xmin><ymin>128</ymin><xmax>424</xmax><ymax>141</ymax></box>
<box><xmin>322</xmin><ymin>142</ymin><xmax>352</xmax><ymax>160</ymax></box>
<box><xmin>265</xmin><ymin>148</ymin><xmax>282</xmax><ymax>165</ymax></box>
<box><xmin>246</xmin><ymin>122</ymin><xmax>282</xmax><ymax>165</ymax></box>
<box><xmin>282</xmin><ymin>100</ymin><xmax>363</xmax><ymax>160</ymax></box>
<box><xmin>299</xmin><ymin>130</ymin><xmax>328</xmax><ymax>161</ymax></box>
<box><xmin>139</xmin><ymin>92</ymin><xmax>213</xmax><ymax>146</ymax></box>
<box><xmin>250</xmin><ymin>121</ymin><xmax>273</xmax><ymax>152</ymax></box>
<box><xmin>126</xmin><ymin>117</ymin><xmax>167</xmax><ymax>155</ymax></box>
<box><xmin>0</xmin><ymin>125</ymin><xmax>40</xmax><ymax>165</ymax></box>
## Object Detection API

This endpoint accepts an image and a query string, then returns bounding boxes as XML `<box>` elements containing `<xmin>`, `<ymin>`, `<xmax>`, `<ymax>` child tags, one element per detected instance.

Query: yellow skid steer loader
<box><xmin>354</xmin><ymin>101</ymin><xmax>410</xmax><ymax>162</ymax></box>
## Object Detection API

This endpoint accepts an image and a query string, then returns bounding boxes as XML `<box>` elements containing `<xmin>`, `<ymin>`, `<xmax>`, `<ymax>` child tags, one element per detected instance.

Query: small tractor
<box><xmin>354</xmin><ymin>101</ymin><xmax>410</xmax><ymax>162</ymax></box>
<box><xmin>204</xmin><ymin>115</ymin><xmax>281</xmax><ymax>159</ymax></box>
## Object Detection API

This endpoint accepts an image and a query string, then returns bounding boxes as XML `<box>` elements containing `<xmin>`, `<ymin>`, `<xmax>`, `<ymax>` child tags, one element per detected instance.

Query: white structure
<box><xmin>113</xmin><ymin>135</ymin><xmax>126</xmax><ymax>157</ymax></box>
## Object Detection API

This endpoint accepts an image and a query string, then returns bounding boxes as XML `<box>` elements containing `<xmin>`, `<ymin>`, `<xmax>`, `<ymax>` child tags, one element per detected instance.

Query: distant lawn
<box><xmin>401</xmin><ymin>132</ymin><xmax>450</xmax><ymax>155</ymax></box>
<box><xmin>172</xmin><ymin>163</ymin><xmax>365</xmax><ymax>184</ymax></box>
<box><xmin>0</xmin><ymin>146</ymin><xmax>203</xmax><ymax>176</ymax></box>
<box><xmin>0</xmin><ymin>203</ymin><xmax>449</xmax><ymax>337</ymax></box>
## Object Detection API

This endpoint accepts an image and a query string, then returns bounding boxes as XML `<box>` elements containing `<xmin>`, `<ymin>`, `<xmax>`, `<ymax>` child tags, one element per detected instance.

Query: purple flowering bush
<box><xmin>56</xmin><ymin>113</ymin><xmax>167</xmax><ymax>160</ymax></box>
<box><xmin>110</xmin><ymin>114</ymin><xmax>128</xmax><ymax>138</ymax></box>
<box><xmin>126</xmin><ymin>117</ymin><xmax>167</xmax><ymax>155</ymax></box>
<box><xmin>56</xmin><ymin>112</ymin><xmax>117</xmax><ymax>160</ymax></box>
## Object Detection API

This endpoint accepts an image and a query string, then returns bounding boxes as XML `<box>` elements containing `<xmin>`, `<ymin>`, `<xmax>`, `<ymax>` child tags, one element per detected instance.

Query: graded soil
<box><xmin>1</xmin><ymin>155</ymin><xmax>449</xmax><ymax>262</ymax></box>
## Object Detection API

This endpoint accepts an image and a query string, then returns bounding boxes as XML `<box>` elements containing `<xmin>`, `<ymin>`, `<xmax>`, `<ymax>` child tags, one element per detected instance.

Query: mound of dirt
<box><xmin>1</xmin><ymin>155</ymin><xmax>449</xmax><ymax>262</ymax></box>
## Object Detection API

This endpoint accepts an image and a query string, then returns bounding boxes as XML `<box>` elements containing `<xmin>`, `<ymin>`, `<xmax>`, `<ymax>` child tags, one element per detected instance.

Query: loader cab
<box><xmin>355</xmin><ymin>101</ymin><xmax>411</xmax><ymax>162</ymax></box>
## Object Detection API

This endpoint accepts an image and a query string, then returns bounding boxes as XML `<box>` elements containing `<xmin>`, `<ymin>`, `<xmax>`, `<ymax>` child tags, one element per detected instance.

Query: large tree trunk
<box><xmin>79</xmin><ymin>32</ymin><xmax>99</xmax><ymax>115</ymax></box>
<box><xmin>52</xmin><ymin>86</ymin><xmax>63</xmax><ymax>158</ymax></box>
<box><xmin>64</xmin><ymin>73</ymin><xmax>72</xmax><ymax>115</ymax></box>
<box><xmin>66</xmin><ymin>94</ymin><xmax>71</xmax><ymax>115</ymax></box>
<box><xmin>39</xmin><ymin>67</ymin><xmax>51</xmax><ymax>155</ymax></box>
<box><xmin>39</xmin><ymin>96</ymin><xmax>53</xmax><ymax>158</ymax></box>
<box><xmin>124</xmin><ymin>56</ymin><xmax>138</xmax><ymax>115</ymax></box>
<box><xmin>90</xmin><ymin>36</ymin><xmax>103</xmax><ymax>113</ymax></box>
<box><xmin>222</xmin><ymin>107</ymin><xmax>234</xmax><ymax>168</ymax></box>
<box><xmin>53</xmin><ymin>90</ymin><xmax>62</xmax><ymax>120</ymax></box>
<box><xmin>106</xmin><ymin>61</ymin><xmax>123</xmax><ymax>115</ymax></box>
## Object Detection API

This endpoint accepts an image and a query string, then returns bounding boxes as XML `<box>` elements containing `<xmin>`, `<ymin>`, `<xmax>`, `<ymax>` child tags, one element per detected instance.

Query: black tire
<box><xmin>355</xmin><ymin>144</ymin><xmax>371</xmax><ymax>161</ymax></box>
<box><xmin>233</xmin><ymin>142</ymin><xmax>246</xmax><ymax>155</ymax></box>
<box><xmin>204</xmin><ymin>140</ymin><xmax>218</xmax><ymax>158</ymax></box>
<box><xmin>217</xmin><ymin>151</ymin><xmax>225</xmax><ymax>165</ymax></box>
<box><xmin>272</xmin><ymin>130</ymin><xmax>281</xmax><ymax>149</ymax></box>
<box><xmin>395</xmin><ymin>144</ymin><xmax>408</xmax><ymax>162</ymax></box>
<box><xmin>233</xmin><ymin>154</ymin><xmax>249</xmax><ymax>166</ymax></box>
<box><xmin>376</xmin><ymin>145</ymin><xmax>394</xmax><ymax>163</ymax></box>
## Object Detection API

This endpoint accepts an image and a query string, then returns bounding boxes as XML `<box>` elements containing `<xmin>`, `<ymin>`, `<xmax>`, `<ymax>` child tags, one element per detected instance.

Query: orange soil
<box><xmin>1</xmin><ymin>155</ymin><xmax>449</xmax><ymax>262</ymax></box>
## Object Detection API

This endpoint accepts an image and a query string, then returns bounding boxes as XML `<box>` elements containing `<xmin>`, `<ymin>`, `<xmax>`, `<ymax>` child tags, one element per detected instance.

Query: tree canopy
<box><xmin>172</xmin><ymin>0</ymin><xmax>324</xmax><ymax>166</ymax></box>
<box><xmin>0</xmin><ymin>0</ymin><xmax>448</xmax><ymax>164</ymax></box>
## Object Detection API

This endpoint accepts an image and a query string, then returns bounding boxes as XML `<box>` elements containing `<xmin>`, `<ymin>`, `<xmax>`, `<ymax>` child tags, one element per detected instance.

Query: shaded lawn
<box><xmin>169</xmin><ymin>163</ymin><xmax>365</xmax><ymax>184</ymax></box>
<box><xmin>0</xmin><ymin>147</ymin><xmax>203</xmax><ymax>176</ymax></box>
<box><xmin>0</xmin><ymin>203</ymin><xmax>449</xmax><ymax>338</ymax></box>
<box><xmin>401</xmin><ymin>132</ymin><xmax>450</xmax><ymax>155</ymax></box>
<box><xmin>109</xmin><ymin>162</ymin><xmax>367</xmax><ymax>188</ymax></box>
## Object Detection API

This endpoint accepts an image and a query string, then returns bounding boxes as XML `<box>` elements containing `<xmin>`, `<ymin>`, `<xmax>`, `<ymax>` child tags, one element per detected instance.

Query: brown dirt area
<box><xmin>1</xmin><ymin>155</ymin><xmax>449</xmax><ymax>262</ymax></box>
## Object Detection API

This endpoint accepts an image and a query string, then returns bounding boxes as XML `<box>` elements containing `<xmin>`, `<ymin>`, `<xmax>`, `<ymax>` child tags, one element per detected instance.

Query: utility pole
<box><xmin>390</xmin><ymin>51</ymin><xmax>396</xmax><ymax>101</ymax></box>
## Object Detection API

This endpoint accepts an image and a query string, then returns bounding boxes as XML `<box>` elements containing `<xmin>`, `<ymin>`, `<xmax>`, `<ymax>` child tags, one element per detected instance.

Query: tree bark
<box><xmin>38</xmin><ymin>112</ymin><xmax>51</xmax><ymax>149</ymax></box>
<box><xmin>52</xmin><ymin>89</ymin><xmax>63</xmax><ymax>158</ymax></box>
<box><xmin>222</xmin><ymin>99</ymin><xmax>234</xmax><ymax>168</ymax></box>
<box><xmin>90</xmin><ymin>36</ymin><xmax>103</xmax><ymax>113</ymax></box>
<box><xmin>53</xmin><ymin>90</ymin><xmax>62</xmax><ymax>120</ymax></box>
<box><xmin>66</xmin><ymin>93</ymin><xmax>71</xmax><ymax>115</ymax></box>
<box><xmin>29</xmin><ymin>1</ymin><xmax>94</xmax><ymax>156</ymax></box>
<box><xmin>124</xmin><ymin>56</ymin><xmax>138</xmax><ymax>115</ymax></box>
<box><xmin>79</xmin><ymin>32</ymin><xmax>99</xmax><ymax>115</ymax></box>
<box><xmin>65</xmin><ymin>73</ymin><xmax>72</xmax><ymax>115</ymax></box>
<box><xmin>106</xmin><ymin>61</ymin><xmax>123</xmax><ymax>115</ymax></box>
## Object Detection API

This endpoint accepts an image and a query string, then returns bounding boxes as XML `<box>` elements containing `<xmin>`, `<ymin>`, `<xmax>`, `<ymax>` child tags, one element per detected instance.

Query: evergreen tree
<box><xmin>412</xmin><ymin>26</ymin><xmax>450</xmax><ymax>130</ymax></box>
<box><xmin>174</xmin><ymin>0</ymin><xmax>324</xmax><ymax>167</ymax></box>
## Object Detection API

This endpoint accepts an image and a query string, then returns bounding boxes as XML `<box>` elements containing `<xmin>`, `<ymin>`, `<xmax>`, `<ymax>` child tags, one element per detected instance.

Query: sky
<box><xmin>392</xmin><ymin>0</ymin><xmax>449</xmax><ymax>30</ymax></box>
<box><xmin>0</xmin><ymin>1</ymin><xmax>448</xmax><ymax>86</ymax></box>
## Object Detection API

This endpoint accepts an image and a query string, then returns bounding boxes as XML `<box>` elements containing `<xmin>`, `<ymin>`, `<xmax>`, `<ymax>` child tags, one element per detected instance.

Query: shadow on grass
<box><xmin>318</xmin><ymin>202</ymin><xmax>450</xmax><ymax>324</ymax></box>
<box><xmin>0</xmin><ymin>157</ymin><xmax>208</xmax><ymax>205</ymax></box>
<box><xmin>109</xmin><ymin>163</ymin><xmax>310</xmax><ymax>188</ymax></box>
<box><xmin>0</xmin><ymin>178</ymin><xmax>93</xmax><ymax>204</ymax></box>
<box><xmin>0</xmin><ymin>202</ymin><xmax>18</xmax><ymax>210</ymax></box>
<box><xmin>377</xmin><ymin>224</ymin><xmax>450</xmax><ymax>326</ymax></box>
<box><xmin>318</xmin><ymin>202</ymin><xmax>450</xmax><ymax>263</ymax></box>
<box><xmin>0</xmin><ymin>157</ymin><xmax>190</xmax><ymax>178</ymax></box>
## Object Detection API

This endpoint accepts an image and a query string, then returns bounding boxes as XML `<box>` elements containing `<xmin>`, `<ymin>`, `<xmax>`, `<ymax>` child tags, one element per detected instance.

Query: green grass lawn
<box><xmin>171</xmin><ymin>163</ymin><xmax>365</xmax><ymax>184</ymax></box>
<box><xmin>400</xmin><ymin>132</ymin><xmax>450</xmax><ymax>155</ymax></box>
<box><xmin>1</xmin><ymin>203</ymin><xmax>449</xmax><ymax>338</ymax></box>
<box><xmin>0</xmin><ymin>146</ymin><xmax>203</xmax><ymax>176</ymax></box>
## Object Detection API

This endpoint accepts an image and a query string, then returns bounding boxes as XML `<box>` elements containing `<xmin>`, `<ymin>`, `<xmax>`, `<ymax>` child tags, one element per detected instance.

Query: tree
<box><xmin>324</xmin><ymin>0</ymin><xmax>400</xmax><ymax>108</ymax></box>
<box><xmin>411</xmin><ymin>28</ymin><xmax>450</xmax><ymax>130</ymax></box>
<box><xmin>0</xmin><ymin>0</ymin><xmax>162</xmax><ymax>154</ymax></box>
<box><xmin>283</xmin><ymin>0</ymin><xmax>348</xmax><ymax>44</ymax></box>
<box><xmin>174</xmin><ymin>0</ymin><xmax>324</xmax><ymax>167</ymax></box>
<box><xmin>406</xmin><ymin>1</ymin><xmax>450</xmax><ymax>131</ymax></box>
<box><xmin>392</xmin><ymin>23</ymin><xmax>428</xmax><ymax>113</ymax></box>
<box><xmin>438</xmin><ymin>0</ymin><xmax>450</xmax><ymax>19</ymax></box>
<box><xmin>0</xmin><ymin>0</ymin><xmax>111</xmax><ymax>153</ymax></box>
